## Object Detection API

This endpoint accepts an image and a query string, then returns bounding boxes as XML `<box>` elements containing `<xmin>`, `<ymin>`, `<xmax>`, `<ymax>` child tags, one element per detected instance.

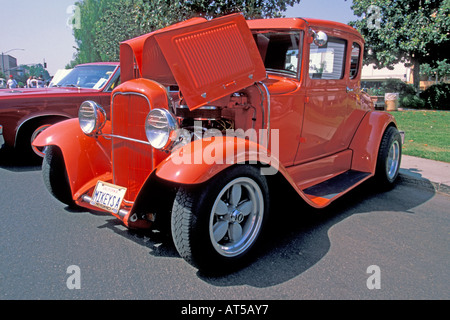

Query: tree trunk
<box><xmin>412</xmin><ymin>58</ymin><xmax>421</xmax><ymax>95</ymax></box>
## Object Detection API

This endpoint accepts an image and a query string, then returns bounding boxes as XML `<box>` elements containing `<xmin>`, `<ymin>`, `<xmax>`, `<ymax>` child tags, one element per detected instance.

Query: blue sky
<box><xmin>0</xmin><ymin>0</ymin><xmax>357</xmax><ymax>76</ymax></box>
<box><xmin>285</xmin><ymin>0</ymin><xmax>357</xmax><ymax>22</ymax></box>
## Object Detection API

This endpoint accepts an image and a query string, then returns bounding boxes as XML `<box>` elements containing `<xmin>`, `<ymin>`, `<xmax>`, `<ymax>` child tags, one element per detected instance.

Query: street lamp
<box><xmin>1</xmin><ymin>48</ymin><xmax>25</xmax><ymax>78</ymax></box>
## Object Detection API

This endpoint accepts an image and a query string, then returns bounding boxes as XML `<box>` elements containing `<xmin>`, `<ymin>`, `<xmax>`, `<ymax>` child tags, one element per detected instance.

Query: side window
<box><xmin>254</xmin><ymin>31</ymin><xmax>302</xmax><ymax>78</ymax></box>
<box><xmin>309</xmin><ymin>37</ymin><xmax>346</xmax><ymax>80</ymax></box>
<box><xmin>105</xmin><ymin>70</ymin><xmax>121</xmax><ymax>92</ymax></box>
<box><xmin>350</xmin><ymin>43</ymin><xmax>361</xmax><ymax>79</ymax></box>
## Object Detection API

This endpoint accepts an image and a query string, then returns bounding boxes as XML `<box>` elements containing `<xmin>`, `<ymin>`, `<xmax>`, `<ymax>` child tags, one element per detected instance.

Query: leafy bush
<box><xmin>381</xmin><ymin>79</ymin><xmax>416</xmax><ymax>97</ymax></box>
<box><xmin>400</xmin><ymin>95</ymin><xmax>425</xmax><ymax>109</ymax></box>
<box><xmin>420</xmin><ymin>83</ymin><xmax>450</xmax><ymax>110</ymax></box>
<box><xmin>365</xmin><ymin>87</ymin><xmax>385</xmax><ymax>96</ymax></box>
<box><xmin>365</xmin><ymin>79</ymin><xmax>423</xmax><ymax>109</ymax></box>
<box><xmin>363</xmin><ymin>79</ymin><xmax>415</xmax><ymax>95</ymax></box>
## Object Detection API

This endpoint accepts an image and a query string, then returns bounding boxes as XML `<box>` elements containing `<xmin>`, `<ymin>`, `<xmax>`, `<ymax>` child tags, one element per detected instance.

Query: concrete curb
<box><xmin>399</xmin><ymin>155</ymin><xmax>450</xmax><ymax>195</ymax></box>
<box><xmin>399</xmin><ymin>172</ymin><xmax>450</xmax><ymax>195</ymax></box>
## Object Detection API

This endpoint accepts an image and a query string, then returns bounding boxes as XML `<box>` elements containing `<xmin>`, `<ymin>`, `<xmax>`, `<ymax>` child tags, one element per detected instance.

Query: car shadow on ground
<box><xmin>0</xmin><ymin>150</ymin><xmax>42</xmax><ymax>172</ymax></box>
<box><xmin>92</xmin><ymin>174</ymin><xmax>436</xmax><ymax>288</ymax></box>
<box><xmin>197</xmin><ymin>178</ymin><xmax>436</xmax><ymax>287</ymax></box>
<box><xmin>1</xmin><ymin>147</ymin><xmax>439</xmax><ymax>288</ymax></box>
<box><xmin>95</xmin><ymin>216</ymin><xmax>181</xmax><ymax>259</ymax></box>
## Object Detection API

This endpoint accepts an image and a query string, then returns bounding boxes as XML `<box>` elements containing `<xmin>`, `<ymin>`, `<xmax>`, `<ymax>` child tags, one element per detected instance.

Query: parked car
<box><xmin>0</xmin><ymin>62</ymin><xmax>120</xmax><ymax>160</ymax></box>
<box><xmin>29</xmin><ymin>78</ymin><xmax>45</xmax><ymax>88</ymax></box>
<box><xmin>33</xmin><ymin>14</ymin><xmax>403</xmax><ymax>272</ymax></box>
<box><xmin>48</xmin><ymin>68</ymin><xmax>73</xmax><ymax>87</ymax></box>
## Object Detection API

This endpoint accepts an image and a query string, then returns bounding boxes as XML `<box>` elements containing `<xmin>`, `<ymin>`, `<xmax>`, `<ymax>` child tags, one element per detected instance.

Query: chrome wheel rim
<box><xmin>209</xmin><ymin>177</ymin><xmax>264</xmax><ymax>257</ymax></box>
<box><xmin>386</xmin><ymin>140</ymin><xmax>400</xmax><ymax>180</ymax></box>
<box><xmin>31</xmin><ymin>124</ymin><xmax>51</xmax><ymax>157</ymax></box>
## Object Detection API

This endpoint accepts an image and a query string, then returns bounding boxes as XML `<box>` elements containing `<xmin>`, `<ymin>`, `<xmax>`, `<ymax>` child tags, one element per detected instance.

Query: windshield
<box><xmin>253</xmin><ymin>30</ymin><xmax>302</xmax><ymax>78</ymax></box>
<box><xmin>57</xmin><ymin>65</ymin><xmax>117</xmax><ymax>89</ymax></box>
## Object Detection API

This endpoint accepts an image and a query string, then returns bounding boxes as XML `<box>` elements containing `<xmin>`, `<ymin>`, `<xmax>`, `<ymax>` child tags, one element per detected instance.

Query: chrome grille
<box><xmin>111</xmin><ymin>92</ymin><xmax>153</xmax><ymax>201</ymax></box>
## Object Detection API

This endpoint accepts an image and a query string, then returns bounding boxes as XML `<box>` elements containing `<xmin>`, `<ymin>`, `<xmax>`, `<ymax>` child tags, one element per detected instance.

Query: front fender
<box><xmin>350</xmin><ymin>111</ymin><xmax>397</xmax><ymax>173</ymax></box>
<box><xmin>32</xmin><ymin>118</ymin><xmax>112</xmax><ymax>197</ymax></box>
<box><xmin>155</xmin><ymin>136</ymin><xmax>280</xmax><ymax>184</ymax></box>
<box><xmin>152</xmin><ymin>135</ymin><xmax>328</xmax><ymax>209</ymax></box>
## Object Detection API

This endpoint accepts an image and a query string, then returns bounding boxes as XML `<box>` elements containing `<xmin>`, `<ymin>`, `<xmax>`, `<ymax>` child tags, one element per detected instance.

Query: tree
<box><xmin>421</xmin><ymin>59</ymin><xmax>450</xmax><ymax>83</ymax></box>
<box><xmin>70</xmin><ymin>0</ymin><xmax>119</xmax><ymax>64</ymax></box>
<box><xmin>349</xmin><ymin>0</ymin><xmax>450</xmax><ymax>93</ymax></box>
<box><xmin>19</xmin><ymin>64</ymin><xmax>51</xmax><ymax>80</ymax></box>
<box><xmin>95</xmin><ymin>0</ymin><xmax>145</xmax><ymax>62</ymax></box>
<box><xmin>94</xmin><ymin>0</ymin><xmax>189</xmax><ymax>61</ymax></box>
<box><xmin>178</xmin><ymin>0</ymin><xmax>302</xmax><ymax>19</ymax></box>
<box><xmin>69</xmin><ymin>0</ymin><xmax>302</xmax><ymax>64</ymax></box>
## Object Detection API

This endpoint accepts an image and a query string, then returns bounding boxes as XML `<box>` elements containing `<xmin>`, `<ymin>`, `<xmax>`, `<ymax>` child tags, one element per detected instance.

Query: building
<box><xmin>361</xmin><ymin>63</ymin><xmax>412</xmax><ymax>88</ymax></box>
<box><xmin>361</xmin><ymin>62</ymin><xmax>448</xmax><ymax>91</ymax></box>
<box><xmin>0</xmin><ymin>54</ymin><xmax>19</xmax><ymax>78</ymax></box>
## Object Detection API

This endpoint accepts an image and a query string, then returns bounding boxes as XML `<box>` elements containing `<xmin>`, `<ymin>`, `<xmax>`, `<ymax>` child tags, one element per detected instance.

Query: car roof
<box><xmin>247</xmin><ymin>17</ymin><xmax>362</xmax><ymax>38</ymax></box>
<box><xmin>75</xmin><ymin>62</ymin><xmax>120</xmax><ymax>67</ymax></box>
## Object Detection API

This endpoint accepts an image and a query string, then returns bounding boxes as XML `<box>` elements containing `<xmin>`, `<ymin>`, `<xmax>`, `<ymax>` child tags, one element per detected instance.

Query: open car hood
<box><xmin>120</xmin><ymin>13</ymin><xmax>266</xmax><ymax>110</ymax></box>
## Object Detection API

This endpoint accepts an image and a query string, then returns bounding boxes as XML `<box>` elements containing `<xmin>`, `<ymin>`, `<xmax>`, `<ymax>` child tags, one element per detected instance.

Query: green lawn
<box><xmin>389</xmin><ymin>110</ymin><xmax>450</xmax><ymax>163</ymax></box>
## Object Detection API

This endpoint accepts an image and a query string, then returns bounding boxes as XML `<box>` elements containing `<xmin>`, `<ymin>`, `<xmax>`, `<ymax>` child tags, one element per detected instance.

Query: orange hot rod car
<box><xmin>33</xmin><ymin>14</ymin><xmax>403</xmax><ymax>272</ymax></box>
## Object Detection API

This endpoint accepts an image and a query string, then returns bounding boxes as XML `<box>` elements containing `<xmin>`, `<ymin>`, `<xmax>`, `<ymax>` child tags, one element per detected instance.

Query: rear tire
<box><xmin>171</xmin><ymin>165</ymin><xmax>269</xmax><ymax>273</ymax></box>
<box><xmin>375</xmin><ymin>126</ymin><xmax>402</xmax><ymax>188</ymax></box>
<box><xmin>42</xmin><ymin>145</ymin><xmax>75</xmax><ymax>206</ymax></box>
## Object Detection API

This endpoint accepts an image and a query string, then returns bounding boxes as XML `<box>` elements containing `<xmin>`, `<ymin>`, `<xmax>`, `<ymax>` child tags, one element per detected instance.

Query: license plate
<box><xmin>90</xmin><ymin>181</ymin><xmax>127</xmax><ymax>214</ymax></box>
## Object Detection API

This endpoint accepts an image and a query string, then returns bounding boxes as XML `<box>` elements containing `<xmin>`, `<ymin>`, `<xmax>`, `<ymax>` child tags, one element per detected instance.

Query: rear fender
<box><xmin>350</xmin><ymin>111</ymin><xmax>397</xmax><ymax>173</ymax></box>
<box><xmin>32</xmin><ymin>118</ymin><xmax>112</xmax><ymax>197</ymax></box>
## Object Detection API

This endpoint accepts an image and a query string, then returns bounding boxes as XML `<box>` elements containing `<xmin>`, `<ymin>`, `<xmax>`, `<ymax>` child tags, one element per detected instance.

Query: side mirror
<box><xmin>312</xmin><ymin>31</ymin><xmax>328</xmax><ymax>47</ymax></box>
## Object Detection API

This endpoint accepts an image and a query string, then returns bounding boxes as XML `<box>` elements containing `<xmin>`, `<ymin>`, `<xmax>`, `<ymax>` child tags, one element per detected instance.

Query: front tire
<box><xmin>171</xmin><ymin>165</ymin><xmax>269</xmax><ymax>272</ymax></box>
<box><xmin>42</xmin><ymin>145</ymin><xmax>75</xmax><ymax>206</ymax></box>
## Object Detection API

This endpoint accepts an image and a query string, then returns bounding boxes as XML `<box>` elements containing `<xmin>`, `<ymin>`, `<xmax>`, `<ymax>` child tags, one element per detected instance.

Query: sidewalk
<box><xmin>399</xmin><ymin>155</ymin><xmax>450</xmax><ymax>195</ymax></box>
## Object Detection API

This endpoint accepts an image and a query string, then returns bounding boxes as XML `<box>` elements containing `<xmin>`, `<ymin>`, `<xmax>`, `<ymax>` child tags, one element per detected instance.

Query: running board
<box><xmin>303</xmin><ymin>170</ymin><xmax>371</xmax><ymax>207</ymax></box>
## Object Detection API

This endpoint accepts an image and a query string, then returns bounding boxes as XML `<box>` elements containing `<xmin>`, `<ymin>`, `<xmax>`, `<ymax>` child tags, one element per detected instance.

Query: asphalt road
<box><xmin>0</xmin><ymin>154</ymin><xmax>449</xmax><ymax>301</ymax></box>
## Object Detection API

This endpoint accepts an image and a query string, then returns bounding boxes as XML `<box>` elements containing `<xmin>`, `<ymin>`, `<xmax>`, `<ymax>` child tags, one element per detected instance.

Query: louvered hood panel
<box><xmin>120</xmin><ymin>13</ymin><xmax>266</xmax><ymax>110</ymax></box>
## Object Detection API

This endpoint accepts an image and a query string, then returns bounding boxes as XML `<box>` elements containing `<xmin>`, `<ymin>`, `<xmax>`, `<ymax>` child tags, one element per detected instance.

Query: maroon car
<box><xmin>0</xmin><ymin>62</ymin><xmax>120</xmax><ymax>161</ymax></box>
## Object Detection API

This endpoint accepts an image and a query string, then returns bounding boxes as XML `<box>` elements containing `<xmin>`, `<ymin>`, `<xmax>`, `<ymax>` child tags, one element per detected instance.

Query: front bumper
<box><xmin>0</xmin><ymin>125</ymin><xmax>5</xmax><ymax>149</ymax></box>
<box><xmin>399</xmin><ymin>130</ymin><xmax>405</xmax><ymax>145</ymax></box>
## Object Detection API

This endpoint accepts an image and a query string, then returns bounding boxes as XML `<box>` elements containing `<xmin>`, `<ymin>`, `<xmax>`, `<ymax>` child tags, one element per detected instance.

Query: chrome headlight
<box><xmin>145</xmin><ymin>108</ymin><xmax>178</xmax><ymax>150</ymax></box>
<box><xmin>78</xmin><ymin>101</ymin><xmax>106</xmax><ymax>136</ymax></box>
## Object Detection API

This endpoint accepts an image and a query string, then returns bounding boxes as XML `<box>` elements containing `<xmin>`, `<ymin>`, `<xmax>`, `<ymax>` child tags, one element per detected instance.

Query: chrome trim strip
<box><xmin>103</xmin><ymin>134</ymin><xmax>150</xmax><ymax>145</ymax></box>
<box><xmin>256</xmin><ymin>82</ymin><xmax>271</xmax><ymax>148</ymax></box>
<box><xmin>260</xmin><ymin>81</ymin><xmax>271</xmax><ymax>136</ymax></box>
